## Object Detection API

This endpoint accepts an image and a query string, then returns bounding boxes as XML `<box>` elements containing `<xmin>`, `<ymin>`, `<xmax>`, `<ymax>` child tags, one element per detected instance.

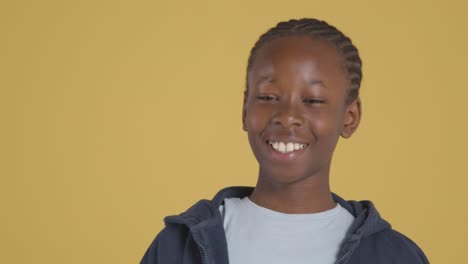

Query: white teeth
<box><xmin>279</xmin><ymin>142</ymin><xmax>286</xmax><ymax>152</ymax></box>
<box><xmin>268</xmin><ymin>141</ymin><xmax>307</xmax><ymax>153</ymax></box>
<box><xmin>294</xmin><ymin>143</ymin><xmax>300</xmax><ymax>150</ymax></box>
<box><xmin>273</xmin><ymin>141</ymin><xmax>279</xmax><ymax>150</ymax></box>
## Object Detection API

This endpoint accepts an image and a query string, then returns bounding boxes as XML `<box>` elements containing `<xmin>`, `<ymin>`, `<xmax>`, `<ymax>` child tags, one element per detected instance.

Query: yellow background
<box><xmin>1</xmin><ymin>0</ymin><xmax>467</xmax><ymax>263</ymax></box>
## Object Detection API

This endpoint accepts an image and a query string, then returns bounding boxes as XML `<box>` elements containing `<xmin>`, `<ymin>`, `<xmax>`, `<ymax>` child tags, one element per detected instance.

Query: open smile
<box><xmin>265</xmin><ymin>140</ymin><xmax>309</xmax><ymax>158</ymax></box>
<box><xmin>265</xmin><ymin>140</ymin><xmax>309</xmax><ymax>154</ymax></box>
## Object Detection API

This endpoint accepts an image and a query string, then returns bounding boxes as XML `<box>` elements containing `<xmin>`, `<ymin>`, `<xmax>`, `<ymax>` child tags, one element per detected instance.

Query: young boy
<box><xmin>141</xmin><ymin>18</ymin><xmax>429</xmax><ymax>264</ymax></box>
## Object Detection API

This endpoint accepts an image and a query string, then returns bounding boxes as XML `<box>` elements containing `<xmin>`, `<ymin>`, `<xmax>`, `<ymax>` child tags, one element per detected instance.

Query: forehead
<box><xmin>248</xmin><ymin>35</ymin><xmax>348</xmax><ymax>89</ymax></box>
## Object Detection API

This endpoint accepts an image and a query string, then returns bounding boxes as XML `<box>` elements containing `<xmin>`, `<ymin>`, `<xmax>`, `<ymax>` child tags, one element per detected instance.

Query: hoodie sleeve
<box><xmin>140</xmin><ymin>224</ymin><xmax>192</xmax><ymax>264</ymax></box>
<box><xmin>140</xmin><ymin>230</ymin><xmax>162</xmax><ymax>264</ymax></box>
<box><xmin>389</xmin><ymin>230</ymin><xmax>430</xmax><ymax>264</ymax></box>
<box><xmin>400</xmin><ymin>232</ymin><xmax>429</xmax><ymax>263</ymax></box>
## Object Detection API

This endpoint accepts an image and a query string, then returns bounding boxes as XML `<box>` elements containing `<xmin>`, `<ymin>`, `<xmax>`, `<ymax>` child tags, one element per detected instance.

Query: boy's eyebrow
<box><xmin>307</xmin><ymin>79</ymin><xmax>327</xmax><ymax>88</ymax></box>
<box><xmin>254</xmin><ymin>74</ymin><xmax>275</xmax><ymax>87</ymax></box>
<box><xmin>254</xmin><ymin>75</ymin><xmax>327</xmax><ymax>88</ymax></box>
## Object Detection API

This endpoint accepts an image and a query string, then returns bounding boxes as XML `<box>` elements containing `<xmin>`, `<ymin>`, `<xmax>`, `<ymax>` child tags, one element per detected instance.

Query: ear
<box><xmin>242</xmin><ymin>90</ymin><xmax>248</xmax><ymax>131</ymax></box>
<box><xmin>341</xmin><ymin>97</ymin><xmax>362</xmax><ymax>138</ymax></box>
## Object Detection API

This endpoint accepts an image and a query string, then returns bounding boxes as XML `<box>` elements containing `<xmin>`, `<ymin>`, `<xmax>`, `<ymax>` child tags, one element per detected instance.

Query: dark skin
<box><xmin>242</xmin><ymin>36</ymin><xmax>361</xmax><ymax>214</ymax></box>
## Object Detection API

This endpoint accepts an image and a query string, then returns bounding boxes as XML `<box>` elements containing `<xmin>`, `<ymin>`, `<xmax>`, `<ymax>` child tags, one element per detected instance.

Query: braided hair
<box><xmin>246</xmin><ymin>18</ymin><xmax>362</xmax><ymax>105</ymax></box>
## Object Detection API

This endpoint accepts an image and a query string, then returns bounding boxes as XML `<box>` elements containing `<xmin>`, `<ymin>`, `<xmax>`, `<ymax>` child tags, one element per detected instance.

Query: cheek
<box><xmin>309</xmin><ymin>110</ymin><xmax>344</xmax><ymax>139</ymax></box>
<box><xmin>245</xmin><ymin>105</ymin><xmax>269</xmax><ymax>131</ymax></box>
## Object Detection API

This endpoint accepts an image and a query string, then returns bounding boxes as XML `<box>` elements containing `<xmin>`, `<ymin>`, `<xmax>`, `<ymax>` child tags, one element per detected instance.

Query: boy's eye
<box><xmin>256</xmin><ymin>95</ymin><xmax>278</xmax><ymax>101</ymax></box>
<box><xmin>303</xmin><ymin>98</ymin><xmax>325</xmax><ymax>104</ymax></box>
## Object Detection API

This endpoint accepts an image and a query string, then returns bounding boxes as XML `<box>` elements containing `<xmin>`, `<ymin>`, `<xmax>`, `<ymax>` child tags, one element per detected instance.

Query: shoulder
<box><xmin>352</xmin><ymin>229</ymin><xmax>429</xmax><ymax>264</ymax></box>
<box><xmin>140</xmin><ymin>199</ymin><xmax>209</xmax><ymax>264</ymax></box>
<box><xmin>385</xmin><ymin>230</ymin><xmax>428</xmax><ymax>258</ymax></box>
<box><xmin>140</xmin><ymin>186</ymin><xmax>255</xmax><ymax>263</ymax></box>
<box><xmin>332</xmin><ymin>193</ymin><xmax>429</xmax><ymax>263</ymax></box>
<box><xmin>385</xmin><ymin>229</ymin><xmax>429</xmax><ymax>263</ymax></box>
<box><xmin>140</xmin><ymin>224</ymin><xmax>193</xmax><ymax>264</ymax></box>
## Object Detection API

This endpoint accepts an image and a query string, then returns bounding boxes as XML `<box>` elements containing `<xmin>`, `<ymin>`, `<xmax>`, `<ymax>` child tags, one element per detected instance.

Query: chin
<box><xmin>259</xmin><ymin>166</ymin><xmax>313</xmax><ymax>185</ymax></box>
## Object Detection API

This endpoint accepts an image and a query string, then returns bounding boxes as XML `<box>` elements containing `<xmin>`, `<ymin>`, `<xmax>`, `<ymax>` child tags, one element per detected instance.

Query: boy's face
<box><xmin>243</xmin><ymin>35</ymin><xmax>361</xmax><ymax>184</ymax></box>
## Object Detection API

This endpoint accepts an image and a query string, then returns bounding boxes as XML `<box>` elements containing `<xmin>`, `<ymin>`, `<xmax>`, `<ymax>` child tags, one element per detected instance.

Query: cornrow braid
<box><xmin>246</xmin><ymin>18</ymin><xmax>362</xmax><ymax>105</ymax></box>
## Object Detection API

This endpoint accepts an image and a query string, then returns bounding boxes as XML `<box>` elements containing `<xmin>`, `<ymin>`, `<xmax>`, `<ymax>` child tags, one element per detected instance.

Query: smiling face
<box><xmin>243</xmin><ymin>35</ymin><xmax>361</xmax><ymax>184</ymax></box>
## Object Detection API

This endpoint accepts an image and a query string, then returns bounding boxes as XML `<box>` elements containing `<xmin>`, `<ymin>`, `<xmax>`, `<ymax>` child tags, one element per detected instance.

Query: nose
<box><xmin>272</xmin><ymin>100</ymin><xmax>304</xmax><ymax>128</ymax></box>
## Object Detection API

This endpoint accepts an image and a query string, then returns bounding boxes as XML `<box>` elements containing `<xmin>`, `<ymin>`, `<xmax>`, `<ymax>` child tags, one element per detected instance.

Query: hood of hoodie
<box><xmin>165</xmin><ymin>186</ymin><xmax>391</xmax><ymax>240</ymax></box>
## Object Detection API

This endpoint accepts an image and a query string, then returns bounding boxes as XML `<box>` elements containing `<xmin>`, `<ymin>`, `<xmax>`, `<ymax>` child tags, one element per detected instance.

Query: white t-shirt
<box><xmin>218</xmin><ymin>197</ymin><xmax>354</xmax><ymax>264</ymax></box>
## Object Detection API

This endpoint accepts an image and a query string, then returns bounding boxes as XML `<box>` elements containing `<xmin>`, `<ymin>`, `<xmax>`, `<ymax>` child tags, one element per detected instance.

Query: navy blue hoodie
<box><xmin>141</xmin><ymin>186</ymin><xmax>429</xmax><ymax>264</ymax></box>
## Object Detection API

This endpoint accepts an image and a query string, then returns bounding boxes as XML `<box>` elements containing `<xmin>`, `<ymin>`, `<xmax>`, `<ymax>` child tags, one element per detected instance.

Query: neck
<box><xmin>249</xmin><ymin>171</ymin><xmax>335</xmax><ymax>214</ymax></box>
